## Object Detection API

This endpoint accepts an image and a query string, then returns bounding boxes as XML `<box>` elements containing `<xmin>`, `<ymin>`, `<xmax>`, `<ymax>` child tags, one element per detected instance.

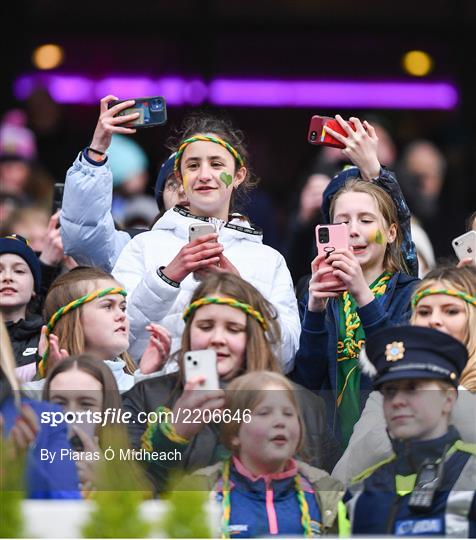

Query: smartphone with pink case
<box><xmin>315</xmin><ymin>223</ymin><xmax>349</xmax><ymax>292</ymax></box>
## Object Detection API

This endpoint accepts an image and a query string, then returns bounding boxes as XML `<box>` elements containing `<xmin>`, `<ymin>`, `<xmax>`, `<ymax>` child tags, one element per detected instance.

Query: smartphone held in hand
<box><xmin>315</xmin><ymin>223</ymin><xmax>349</xmax><ymax>292</ymax></box>
<box><xmin>51</xmin><ymin>183</ymin><xmax>65</xmax><ymax>214</ymax></box>
<box><xmin>184</xmin><ymin>350</ymin><xmax>220</xmax><ymax>391</ymax></box>
<box><xmin>307</xmin><ymin>115</ymin><xmax>355</xmax><ymax>149</ymax></box>
<box><xmin>189</xmin><ymin>222</ymin><xmax>216</xmax><ymax>242</ymax></box>
<box><xmin>189</xmin><ymin>222</ymin><xmax>218</xmax><ymax>281</ymax></box>
<box><xmin>452</xmin><ymin>230</ymin><xmax>476</xmax><ymax>266</ymax></box>
<box><xmin>108</xmin><ymin>96</ymin><xmax>167</xmax><ymax>128</ymax></box>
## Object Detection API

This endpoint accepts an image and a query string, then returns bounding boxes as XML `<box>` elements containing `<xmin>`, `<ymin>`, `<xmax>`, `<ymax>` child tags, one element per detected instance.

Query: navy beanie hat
<box><xmin>154</xmin><ymin>152</ymin><xmax>177</xmax><ymax>210</ymax></box>
<box><xmin>0</xmin><ymin>234</ymin><xmax>41</xmax><ymax>293</ymax></box>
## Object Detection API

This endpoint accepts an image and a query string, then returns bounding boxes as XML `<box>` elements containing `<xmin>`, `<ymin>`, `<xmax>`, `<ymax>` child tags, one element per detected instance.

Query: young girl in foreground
<box><xmin>192</xmin><ymin>371</ymin><xmax>343</xmax><ymax>538</ymax></box>
<box><xmin>112</xmin><ymin>113</ymin><xmax>299</xmax><ymax>373</ymax></box>
<box><xmin>293</xmin><ymin>179</ymin><xmax>419</xmax><ymax>445</ymax></box>
<box><xmin>23</xmin><ymin>266</ymin><xmax>136</xmax><ymax>395</ymax></box>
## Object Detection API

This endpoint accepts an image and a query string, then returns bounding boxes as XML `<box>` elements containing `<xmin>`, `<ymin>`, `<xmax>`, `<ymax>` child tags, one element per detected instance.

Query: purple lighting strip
<box><xmin>13</xmin><ymin>74</ymin><xmax>458</xmax><ymax>109</ymax></box>
<box><xmin>210</xmin><ymin>79</ymin><xmax>458</xmax><ymax>109</ymax></box>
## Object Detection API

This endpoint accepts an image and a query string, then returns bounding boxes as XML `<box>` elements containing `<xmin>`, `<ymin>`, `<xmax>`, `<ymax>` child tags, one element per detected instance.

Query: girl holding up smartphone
<box><xmin>292</xmin><ymin>127</ymin><xmax>419</xmax><ymax>447</ymax></box>
<box><xmin>112</xmin><ymin>113</ymin><xmax>299</xmax><ymax>375</ymax></box>
<box><xmin>122</xmin><ymin>273</ymin><xmax>340</xmax><ymax>493</ymax></box>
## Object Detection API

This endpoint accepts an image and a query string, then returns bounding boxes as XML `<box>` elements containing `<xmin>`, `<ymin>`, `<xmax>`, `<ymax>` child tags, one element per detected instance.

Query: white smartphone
<box><xmin>452</xmin><ymin>230</ymin><xmax>476</xmax><ymax>265</ymax></box>
<box><xmin>189</xmin><ymin>222</ymin><xmax>216</xmax><ymax>242</ymax></box>
<box><xmin>189</xmin><ymin>222</ymin><xmax>217</xmax><ymax>280</ymax></box>
<box><xmin>183</xmin><ymin>350</ymin><xmax>219</xmax><ymax>391</ymax></box>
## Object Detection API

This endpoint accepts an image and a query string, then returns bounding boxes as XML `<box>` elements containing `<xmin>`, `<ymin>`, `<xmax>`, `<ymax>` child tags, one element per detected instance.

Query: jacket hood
<box><xmin>152</xmin><ymin>206</ymin><xmax>263</xmax><ymax>245</ymax></box>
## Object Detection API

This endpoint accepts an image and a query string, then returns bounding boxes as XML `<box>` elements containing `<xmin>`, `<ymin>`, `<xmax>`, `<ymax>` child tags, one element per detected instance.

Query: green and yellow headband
<box><xmin>182</xmin><ymin>296</ymin><xmax>268</xmax><ymax>331</ymax></box>
<box><xmin>38</xmin><ymin>287</ymin><xmax>127</xmax><ymax>378</ymax></box>
<box><xmin>412</xmin><ymin>288</ymin><xmax>476</xmax><ymax>308</ymax></box>
<box><xmin>174</xmin><ymin>135</ymin><xmax>244</xmax><ymax>173</ymax></box>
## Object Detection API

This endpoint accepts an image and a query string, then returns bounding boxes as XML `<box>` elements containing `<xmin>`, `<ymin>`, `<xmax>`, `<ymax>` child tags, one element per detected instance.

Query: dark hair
<box><xmin>167</xmin><ymin>112</ymin><xmax>259</xmax><ymax>212</ymax></box>
<box><xmin>466</xmin><ymin>210</ymin><xmax>476</xmax><ymax>232</ymax></box>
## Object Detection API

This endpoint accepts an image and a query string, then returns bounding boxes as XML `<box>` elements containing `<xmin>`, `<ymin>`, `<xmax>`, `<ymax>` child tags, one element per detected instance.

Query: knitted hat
<box><xmin>0</xmin><ymin>234</ymin><xmax>41</xmax><ymax>293</ymax></box>
<box><xmin>154</xmin><ymin>152</ymin><xmax>176</xmax><ymax>210</ymax></box>
<box><xmin>0</xmin><ymin>110</ymin><xmax>37</xmax><ymax>162</ymax></box>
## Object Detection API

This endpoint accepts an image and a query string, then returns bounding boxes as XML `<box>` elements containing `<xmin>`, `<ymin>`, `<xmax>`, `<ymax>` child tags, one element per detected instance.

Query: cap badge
<box><xmin>386</xmin><ymin>341</ymin><xmax>405</xmax><ymax>362</ymax></box>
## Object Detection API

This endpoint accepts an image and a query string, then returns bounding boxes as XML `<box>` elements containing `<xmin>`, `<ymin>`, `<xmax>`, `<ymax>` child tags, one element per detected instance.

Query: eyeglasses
<box><xmin>164</xmin><ymin>178</ymin><xmax>181</xmax><ymax>192</ymax></box>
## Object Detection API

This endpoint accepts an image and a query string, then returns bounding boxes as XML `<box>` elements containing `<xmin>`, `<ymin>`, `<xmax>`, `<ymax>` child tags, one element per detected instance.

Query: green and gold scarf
<box><xmin>336</xmin><ymin>271</ymin><xmax>393</xmax><ymax>446</ymax></box>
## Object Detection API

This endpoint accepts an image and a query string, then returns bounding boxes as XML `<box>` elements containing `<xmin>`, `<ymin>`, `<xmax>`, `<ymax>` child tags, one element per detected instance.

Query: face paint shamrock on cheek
<box><xmin>220</xmin><ymin>172</ymin><xmax>233</xmax><ymax>188</ymax></box>
<box><xmin>368</xmin><ymin>229</ymin><xmax>384</xmax><ymax>245</ymax></box>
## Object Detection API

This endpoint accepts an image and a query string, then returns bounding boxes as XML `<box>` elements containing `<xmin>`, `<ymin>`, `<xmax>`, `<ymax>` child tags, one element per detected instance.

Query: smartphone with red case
<box><xmin>315</xmin><ymin>223</ymin><xmax>349</xmax><ymax>292</ymax></box>
<box><xmin>307</xmin><ymin>115</ymin><xmax>355</xmax><ymax>149</ymax></box>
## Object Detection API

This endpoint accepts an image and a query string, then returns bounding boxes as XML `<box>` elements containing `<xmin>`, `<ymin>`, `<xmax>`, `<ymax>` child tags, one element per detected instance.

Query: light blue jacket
<box><xmin>61</xmin><ymin>151</ymin><xmax>132</xmax><ymax>272</ymax></box>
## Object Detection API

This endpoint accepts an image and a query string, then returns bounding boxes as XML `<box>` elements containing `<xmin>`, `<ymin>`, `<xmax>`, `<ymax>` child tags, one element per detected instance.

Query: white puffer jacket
<box><xmin>112</xmin><ymin>206</ymin><xmax>300</xmax><ymax>373</ymax></box>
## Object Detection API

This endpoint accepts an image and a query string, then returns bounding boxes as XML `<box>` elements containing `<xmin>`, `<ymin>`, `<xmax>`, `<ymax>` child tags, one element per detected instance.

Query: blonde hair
<box><xmin>177</xmin><ymin>273</ymin><xmax>281</xmax><ymax>382</ymax></box>
<box><xmin>221</xmin><ymin>371</ymin><xmax>305</xmax><ymax>455</ymax></box>
<box><xmin>43</xmin><ymin>267</ymin><xmax>135</xmax><ymax>375</ymax></box>
<box><xmin>411</xmin><ymin>265</ymin><xmax>476</xmax><ymax>391</ymax></box>
<box><xmin>329</xmin><ymin>178</ymin><xmax>409</xmax><ymax>274</ymax></box>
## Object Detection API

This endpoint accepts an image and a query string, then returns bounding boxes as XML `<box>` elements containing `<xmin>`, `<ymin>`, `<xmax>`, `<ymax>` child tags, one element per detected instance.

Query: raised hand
<box><xmin>89</xmin><ymin>95</ymin><xmax>140</xmax><ymax>157</ymax></box>
<box><xmin>325</xmin><ymin>116</ymin><xmax>381</xmax><ymax>181</ymax></box>
<box><xmin>139</xmin><ymin>323</ymin><xmax>172</xmax><ymax>374</ymax></box>
<box><xmin>38</xmin><ymin>325</ymin><xmax>69</xmax><ymax>374</ymax></box>
<box><xmin>39</xmin><ymin>211</ymin><xmax>65</xmax><ymax>267</ymax></box>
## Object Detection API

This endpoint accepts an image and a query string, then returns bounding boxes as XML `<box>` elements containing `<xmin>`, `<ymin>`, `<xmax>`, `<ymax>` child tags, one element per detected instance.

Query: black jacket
<box><xmin>6</xmin><ymin>314</ymin><xmax>43</xmax><ymax>367</ymax></box>
<box><xmin>122</xmin><ymin>372</ymin><xmax>342</xmax><ymax>492</ymax></box>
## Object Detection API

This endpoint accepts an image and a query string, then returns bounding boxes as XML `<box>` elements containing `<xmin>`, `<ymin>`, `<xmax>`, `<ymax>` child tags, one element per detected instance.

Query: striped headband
<box><xmin>174</xmin><ymin>135</ymin><xmax>244</xmax><ymax>173</ymax></box>
<box><xmin>412</xmin><ymin>288</ymin><xmax>476</xmax><ymax>308</ymax></box>
<box><xmin>182</xmin><ymin>296</ymin><xmax>268</xmax><ymax>331</ymax></box>
<box><xmin>38</xmin><ymin>287</ymin><xmax>127</xmax><ymax>378</ymax></box>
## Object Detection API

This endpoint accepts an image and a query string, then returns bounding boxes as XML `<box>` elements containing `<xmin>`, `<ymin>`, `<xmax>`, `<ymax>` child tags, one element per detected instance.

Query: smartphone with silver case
<box><xmin>452</xmin><ymin>230</ymin><xmax>476</xmax><ymax>265</ymax></box>
<box><xmin>184</xmin><ymin>350</ymin><xmax>219</xmax><ymax>391</ymax></box>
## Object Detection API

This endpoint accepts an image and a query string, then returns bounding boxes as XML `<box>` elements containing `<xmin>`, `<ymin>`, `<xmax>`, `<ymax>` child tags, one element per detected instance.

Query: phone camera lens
<box><xmin>310</xmin><ymin>130</ymin><xmax>317</xmax><ymax>142</ymax></box>
<box><xmin>455</xmin><ymin>241</ymin><xmax>459</xmax><ymax>245</ymax></box>
<box><xmin>318</xmin><ymin>228</ymin><xmax>329</xmax><ymax>243</ymax></box>
<box><xmin>193</xmin><ymin>360</ymin><xmax>198</xmax><ymax>366</ymax></box>
<box><xmin>150</xmin><ymin>99</ymin><xmax>163</xmax><ymax>111</ymax></box>
<box><xmin>186</xmin><ymin>355</ymin><xmax>191</xmax><ymax>361</ymax></box>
